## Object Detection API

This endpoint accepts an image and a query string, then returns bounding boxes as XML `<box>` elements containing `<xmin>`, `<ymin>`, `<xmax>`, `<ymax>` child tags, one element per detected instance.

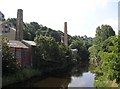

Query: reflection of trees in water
<box><xmin>54</xmin><ymin>61</ymin><xmax>90</xmax><ymax>78</ymax></box>
<box><xmin>10</xmin><ymin>61</ymin><xmax>90</xmax><ymax>88</ymax></box>
<box><xmin>33</xmin><ymin>77</ymin><xmax>71</xmax><ymax>88</ymax></box>
<box><xmin>71</xmin><ymin>61</ymin><xmax>89</xmax><ymax>77</ymax></box>
<box><xmin>33</xmin><ymin>61</ymin><xmax>90</xmax><ymax>88</ymax></box>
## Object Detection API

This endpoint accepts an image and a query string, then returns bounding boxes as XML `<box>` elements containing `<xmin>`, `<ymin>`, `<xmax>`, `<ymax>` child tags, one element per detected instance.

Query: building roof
<box><xmin>10</xmin><ymin>27</ymin><xmax>16</xmax><ymax>31</ymax></box>
<box><xmin>8</xmin><ymin>40</ymin><xmax>29</xmax><ymax>48</ymax></box>
<box><xmin>22</xmin><ymin>40</ymin><xmax>36</xmax><ymax>46</ymax></box>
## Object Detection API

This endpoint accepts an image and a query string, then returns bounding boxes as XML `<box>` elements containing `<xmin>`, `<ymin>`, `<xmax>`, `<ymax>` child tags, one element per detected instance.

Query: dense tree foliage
<box><xmin>94</xmin><ymin>25</ymin><xmax>115</xmax><ymax>45</ymax></box>
<box><xmin>81</xmin><ymin>35</ymin><xmax>93</xmax><ymax>49</ymax></box>
<box><xmin>89</xmin><ymin>25</ymin><xmax>115</xmax><ymax>65</ymax></box>
<box><xmin>69</xmin><ymin>37</ymin><xmax>89</xmax><ymax>61</ymax></box>
<box><xmin>2</xmin><ymin>37</ymin><xmax>18</xmax><ymax>76</ymax></box>
<box><xmin>7</xmin><ymin>18</ymin><xmax>17</xmax><ymax>28</ymax></box>
<box><xmin>89</xmin><ymin>24</ymin><xmax>120</xmax><ymax>86</ymax></box>
<box><xmin>33</xmin><ymin>35</ymin><xmax>74</xmax><ymax>74</ymax></box>
<box><xmin>99</xmin><ymin>36</ymin><xmax>120</xmax><ymax>83</ymax></box>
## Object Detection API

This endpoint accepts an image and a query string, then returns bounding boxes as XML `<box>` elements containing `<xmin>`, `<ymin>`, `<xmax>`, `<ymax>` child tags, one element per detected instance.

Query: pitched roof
<box><xmin>8</xmin><ymin>40</ymin><xmax>28</xmax><ymax>48</ymax></box>
<box><xmin>22</xmin><ymin>40</ymin><xmax>36</xmax><ymax>46</ymax></box>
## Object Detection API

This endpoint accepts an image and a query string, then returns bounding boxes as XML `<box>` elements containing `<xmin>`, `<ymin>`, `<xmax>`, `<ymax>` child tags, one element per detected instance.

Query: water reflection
<box><xmin>68</xmin><ymin>71</ymin><xmax>95</xmax><ymax>87</ymax></box>
<box><xmin>33</xmin><ymin>77</ymin><xmax>71</xmax><ymax>87</ymax></box>
<box><xmin>33</xmin><ymin>62</ymin><xmax>95</xmax><ymax>87</ymax></box>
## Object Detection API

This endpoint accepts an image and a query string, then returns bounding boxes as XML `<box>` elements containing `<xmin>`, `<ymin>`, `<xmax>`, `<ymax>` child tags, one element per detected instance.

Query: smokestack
<box><xmin>16</xmin><ymin>9</ymin><xmax>23</xmax><ymax>41</ymax></box>
<box><xmin>64</xmin><ymin>22</ymin><xmax>68</xmax><ymax>45</ymax></box>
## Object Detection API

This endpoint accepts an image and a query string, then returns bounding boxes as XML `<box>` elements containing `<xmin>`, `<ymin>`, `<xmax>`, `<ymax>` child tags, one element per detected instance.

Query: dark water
<box><xmin>6</xmin><ymin>62</ymin><xmax>96</xmax><ymax>88</ymax></box>
<box><xmin>33</xmin><ymin>63</ymin><xmax>95</xmax><ymax>87</ymax></box>
<box><xmin>33</xmin><ymin>71</ymin><xmax>95</xmax><ymax>87</ymax></box>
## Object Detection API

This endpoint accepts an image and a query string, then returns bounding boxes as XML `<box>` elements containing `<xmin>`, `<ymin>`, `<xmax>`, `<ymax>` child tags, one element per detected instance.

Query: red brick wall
<box><xmin>10</xmin><ymin>47</ymin><xmax>31</xmax><ymax>67</ymax></box>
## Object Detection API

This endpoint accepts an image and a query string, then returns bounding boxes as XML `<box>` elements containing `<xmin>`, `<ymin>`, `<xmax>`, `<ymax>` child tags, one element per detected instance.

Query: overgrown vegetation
<box><xmin>89</xmin><ymin>25</ymin><xmax>120</xmax><ymax>87</ymax></box>
<box><xmin>2</xmin><ymin>37</ymin><xmax>18</xmax><ymax>76</ymax></box>
<box><xmin>33</xmin><ymin>35</ymin><xmax>74</xmax><ymax>74</ymax></box>
<box><xmin>2</xmin><ymin>68</ymin><xmax>41</xmax><ymax>86</ymax></box>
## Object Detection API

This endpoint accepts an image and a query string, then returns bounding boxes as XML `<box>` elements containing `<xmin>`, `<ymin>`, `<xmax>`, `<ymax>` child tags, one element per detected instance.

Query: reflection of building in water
<box><xmin>1</xmin><ymin>10</ymin><xmax>36</xmax><ymax>67</ymax></box>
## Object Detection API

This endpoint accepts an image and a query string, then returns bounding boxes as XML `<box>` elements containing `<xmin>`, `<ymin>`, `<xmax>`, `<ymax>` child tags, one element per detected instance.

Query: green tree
<box><xmin>30</xmin><ymin>22</ymin><xmax>41</xmax><ymax>30</ymax></box>
<box><xmin>88</xmin><ymin>45</ymin><xmax>101</xmax><ymax>66</ymax></box>
<box><xmin>89</xmin><ymin>25</ymin><xmax>120</xmax><ymax>86</ymax></box>
<box><xmin>7</xmin><ymin>18</ymin><xmax>17</xmax><ymax>28</ymax></box>
<box><xmin>33</xmin><ymin>35</ymin><xmax>73</xmax><ymax>73</ymax></box>
<box><xmin>99</xmin><ymin>36</ymin><xmax>120</xmax><ymax>84</ymax></box>
<box><xmin>94</xmin><ymin>25</ymin><xmax>115</xmax><ymax>45</ymax></box>
<box><xmin>89</xmin><ymin>25</ymin><xmax>115</xmax><ymax>66</ymax></box>
<box><xmin>23</xmin><ymin>22</ymin><xmax>41</xmax><ymax>40</ymax></box>
<box><xmin>81</xmin><ymin>35</ymin><xmax>93</xmax><ymax>49</ymax></box>
<box><xmin>2</xmin><ymin>37</ymin><xmax>17</xmax><ymax>76</ymax></box>
<box><xmin>70</xmin><ymin>38</ymin><xmax>89</xmax><ymax>61</ymax></box>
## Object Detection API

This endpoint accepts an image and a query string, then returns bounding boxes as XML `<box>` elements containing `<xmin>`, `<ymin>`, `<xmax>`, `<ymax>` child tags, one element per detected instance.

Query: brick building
<box><xmin>1</xmin><ymin>10</ymin><xmax>36</xmax><ymax>67</ymax></box>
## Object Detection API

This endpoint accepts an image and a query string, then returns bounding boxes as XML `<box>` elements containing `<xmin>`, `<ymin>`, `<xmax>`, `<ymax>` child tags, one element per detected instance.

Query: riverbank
<box><xmin>3</xmin><ymin>62</ymin><xmax>96</xmax><ymax>88</ymax></box>
<box><xmin>3</xmin><ymin>65</ymin><xmax>74</xmax><ymax>87</ymax></box>
<box><xmin>3</xmin><ymin>62</ymin><xmax>90</xmax><ymax>87</ymax></box>
<box><xmin>94</xmin><ymin>79</ymin><xmax>118</xmax><ymax>87</ymax></box>
<box><xmin>2</xmin><ymin>68</ymin><xmax>41</xmax><ymax>87</ymax></box>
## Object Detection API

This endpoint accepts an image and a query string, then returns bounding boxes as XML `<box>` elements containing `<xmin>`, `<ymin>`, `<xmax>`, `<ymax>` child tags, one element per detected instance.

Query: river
<box><xmin>32</xmin><ymin>62</ymin><xmax>96</xmax><ymax>88</ymax></box>
<box><xmin>33</xmin><ymin>71</ymin><xmax>95</xmax><ymax>87</ymax></box>
<box><xmin>6</xmin><ymin>62</ymin><xmax>96</xmax><ymax>88</ymax></box>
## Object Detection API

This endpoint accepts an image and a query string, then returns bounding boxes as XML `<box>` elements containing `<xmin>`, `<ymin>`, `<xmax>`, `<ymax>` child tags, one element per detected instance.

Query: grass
<box><xmin>2</xmin><ymin>68</ymin><xmax>41</xmax><ymax>86</ymax></box>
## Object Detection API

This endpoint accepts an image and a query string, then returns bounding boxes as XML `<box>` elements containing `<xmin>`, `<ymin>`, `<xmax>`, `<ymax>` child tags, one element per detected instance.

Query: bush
<box><xmin>2</xmin><ymin>68</ymin><xmax>41</xmax><ymax>86</ymax></box>
<box><xmin>33</xmin><ymin>35</ymin><xmax>74</xmax><ymax>74</ymax></box>
<box><xmin>2</xmin><ymin>37</ymin><xmax>18</xmax><ymax>76</ymax></box>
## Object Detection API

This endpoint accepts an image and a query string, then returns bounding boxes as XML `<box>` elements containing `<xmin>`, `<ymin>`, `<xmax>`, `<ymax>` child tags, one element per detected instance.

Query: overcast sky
<box><xmin>0</xmin><ymin>0</ymin><xmax>119</xmax><ymax>37</ymax></box>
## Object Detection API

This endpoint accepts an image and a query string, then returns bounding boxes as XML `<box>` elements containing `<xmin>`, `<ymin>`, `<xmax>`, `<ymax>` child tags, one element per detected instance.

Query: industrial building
<box><xmin>1</xmin><ymin>9</ymin><xmax>36</xmax><ymax>67</ymax></box>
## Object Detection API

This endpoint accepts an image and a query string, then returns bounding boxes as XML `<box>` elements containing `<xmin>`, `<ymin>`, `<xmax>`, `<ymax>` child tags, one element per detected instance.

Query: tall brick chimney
<box><xmin>64</xmin><ymin>22</ymin><xmax>68</xmax><ymax>45</ymax></box>
<box><xmin>16</xmin><ymin>9</ymin><xmax>23</xmax><ymax>41</ymax></box>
